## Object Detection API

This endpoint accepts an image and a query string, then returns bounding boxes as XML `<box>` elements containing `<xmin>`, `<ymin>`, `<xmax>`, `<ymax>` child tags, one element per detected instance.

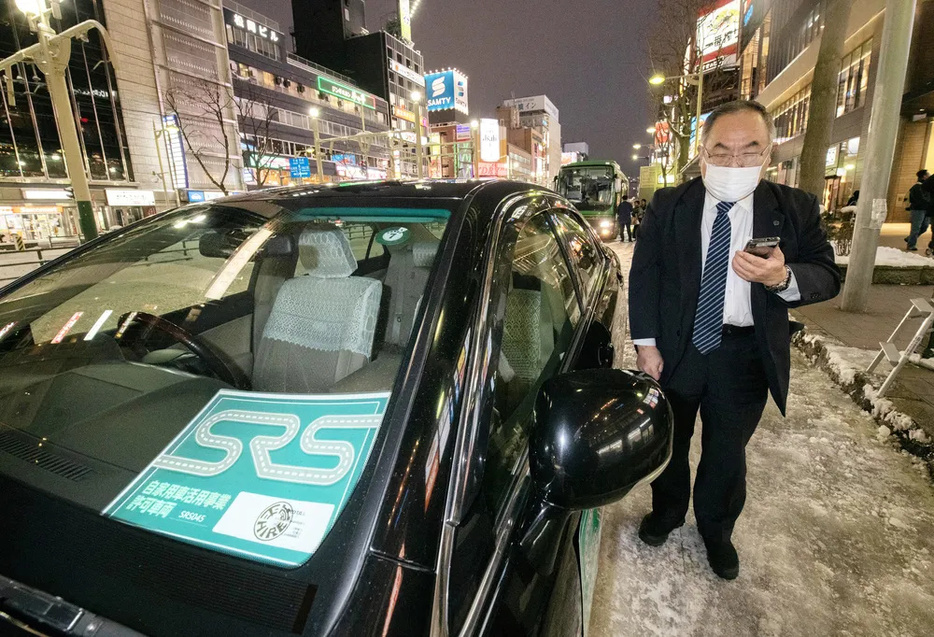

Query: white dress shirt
<box><xmin>633</xmin><ymin>191</ymin><xmax>801</xmax><ymax>348</ymax></box>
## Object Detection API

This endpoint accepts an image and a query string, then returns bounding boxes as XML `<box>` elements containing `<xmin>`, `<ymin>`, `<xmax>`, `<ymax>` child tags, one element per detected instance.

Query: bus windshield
<box><xmin>557</xmin><ymin>166</ymin><xmax>616</xmax><ymax>210</ymax></box>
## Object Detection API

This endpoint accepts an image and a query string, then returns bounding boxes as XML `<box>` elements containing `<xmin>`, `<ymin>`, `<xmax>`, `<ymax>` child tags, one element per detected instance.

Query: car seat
<box><xmin>252</xmin><ymin>226</ymin><xmax>382</xmax><ymax>393</ymax></box>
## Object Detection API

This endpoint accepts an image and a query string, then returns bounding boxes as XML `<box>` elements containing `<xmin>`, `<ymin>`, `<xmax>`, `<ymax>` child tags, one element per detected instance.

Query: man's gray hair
<box><xmin>700</xmin><ymin>100</ymin><xmax>776</xmax><ymax>146</ymax></box>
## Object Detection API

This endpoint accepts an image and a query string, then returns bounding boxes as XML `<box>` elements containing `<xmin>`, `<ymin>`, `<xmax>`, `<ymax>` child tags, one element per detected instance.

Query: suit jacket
<box><xmin>617</xmin><ymin>201</ymin><xmax>634</xmax><ymax>223</ymax></box>
<box><xmin>628</xmin><ymin>177</ymin><xmax>841</xmax><ymax>414</ymax></box>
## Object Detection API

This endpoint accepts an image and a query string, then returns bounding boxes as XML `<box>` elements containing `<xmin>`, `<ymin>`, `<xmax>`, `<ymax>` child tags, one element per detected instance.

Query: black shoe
<box><xmin>704</xmin><ymin>538</ymin><xmax>739</xmax><ymax>580</ymax></box>
<box><xmin>638</xmin><ymin>513</ymin><xmax>684</xmax><ymax>547</ymax></box>
<box><xmin>908</xmin><ymin>246</ymin><xmax>918</xmax><ymax>251</ymax></box>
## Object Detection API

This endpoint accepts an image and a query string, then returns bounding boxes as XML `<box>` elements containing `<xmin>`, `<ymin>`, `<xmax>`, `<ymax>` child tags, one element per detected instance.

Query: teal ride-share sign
<box><xmin>104</xmin><ymin>390</ymin><xmax>390</xmax><ymax>566</ymax></box>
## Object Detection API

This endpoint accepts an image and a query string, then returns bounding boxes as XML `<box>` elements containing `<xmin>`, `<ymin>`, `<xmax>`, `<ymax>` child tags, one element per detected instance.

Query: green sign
<box><xmin>578</xmin><ymin>508</ymin><xmax>602</xmax><ymax>637</ymax></box>
<box><xmin>104</xmin><ymin>390</ymin><xmax>390</xmax><ymax>566</ymax></box>
<box><xmin>376</xmin><ymin>227</ymin><xmax>411</xmax><ymax>246</ymax></box>
<box><xmin>317</xmin><ymin>77</ymin><xmax>377</xmax><ymax>110</ymax></box>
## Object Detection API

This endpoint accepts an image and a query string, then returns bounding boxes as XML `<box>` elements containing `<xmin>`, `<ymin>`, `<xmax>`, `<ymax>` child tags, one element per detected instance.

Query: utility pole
<box><xmin>471</xmin><ymin>119</ymin><xmax>480</xmax><ymax>178</ymax></box>
<box><xmin>308</xmin><ymin>107</ymin><xmax>324</xmax><ymax>183</ymax></box>
<box><xmin>411</xmin><ymin>90</ymin><xmax>424</xmax><ymax>178</ymax></box>
<box><xmin>841</xmin><ymin>0</ymin><xmax>918</xmax><ymax>312</ymax></box>
<box><xmin>1</xmin><ymin>0</ymin><xmax>117</xmax><ymax>241</ymax></box>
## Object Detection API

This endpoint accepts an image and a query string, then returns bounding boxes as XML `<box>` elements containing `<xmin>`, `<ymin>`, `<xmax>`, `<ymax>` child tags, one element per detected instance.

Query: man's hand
<box><xmin>732</xmin><ymin>246</ymin><xmax>787</xmax><ymax>287</ymax></box>
<box><xmin>636</xmin><ymin>345</ymin><xmax>664</xmax><ymax>381</ymax></box>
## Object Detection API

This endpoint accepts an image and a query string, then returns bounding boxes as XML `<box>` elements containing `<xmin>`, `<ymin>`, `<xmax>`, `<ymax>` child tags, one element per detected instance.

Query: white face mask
<box><xmin>702</xmin><ymin>163</ymin><xmax>764</xmax><ymax>203</ymax></box>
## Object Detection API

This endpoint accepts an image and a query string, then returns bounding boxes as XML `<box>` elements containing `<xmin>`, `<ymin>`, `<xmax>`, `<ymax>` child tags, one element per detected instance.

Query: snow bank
<box><xmin>793</xmin><ymin>328</ymin><xmax>933</xmax><ymax>474</ymax></box>
<box><xmin>835</xmin><ymin>246</ymin><xmax>934</xmax><ymax>267</ymax></box>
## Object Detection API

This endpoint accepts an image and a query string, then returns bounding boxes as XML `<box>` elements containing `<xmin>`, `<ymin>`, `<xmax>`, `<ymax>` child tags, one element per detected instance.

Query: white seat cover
<box><xmin>253</xmin><ymin>227</ymin><xmax>382</xmax><ymax>393</ymax></box>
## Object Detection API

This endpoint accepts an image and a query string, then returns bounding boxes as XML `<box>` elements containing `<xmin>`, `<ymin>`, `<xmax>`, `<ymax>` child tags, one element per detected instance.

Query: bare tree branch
<box><xmin>234</xmin><ymin>82</ymin><xmax>280</xmax><ymax>188</ymax></box>
<box><xmin>165</xmin><ymin>80</ymin><xmax>239</xmax><ymax>195</ymax></box>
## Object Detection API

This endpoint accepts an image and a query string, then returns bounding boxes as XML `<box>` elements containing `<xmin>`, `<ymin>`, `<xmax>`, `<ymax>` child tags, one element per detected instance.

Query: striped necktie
<box><xmin>692</xmin><ymin>200</ymin><xmax>736</xmax><ymax>355</ymax></box>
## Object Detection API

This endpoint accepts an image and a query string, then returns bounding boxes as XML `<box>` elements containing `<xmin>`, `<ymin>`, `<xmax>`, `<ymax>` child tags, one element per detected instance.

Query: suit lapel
<box><xmin>751</xmin><ymin>181</ymin><xmax>785</xmax><ymax>323</ymax></box>
<box><xmin>676</xmin><ymin>178</ymin><xmax>707</xmax><ymax>341</ymax></box>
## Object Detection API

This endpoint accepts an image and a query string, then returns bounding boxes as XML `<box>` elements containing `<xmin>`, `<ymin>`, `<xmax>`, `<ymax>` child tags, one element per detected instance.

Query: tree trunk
<box><xmin>798</xmin><ymin>0</ymin><xmax>853</xmax><ymax>200</ymax></box>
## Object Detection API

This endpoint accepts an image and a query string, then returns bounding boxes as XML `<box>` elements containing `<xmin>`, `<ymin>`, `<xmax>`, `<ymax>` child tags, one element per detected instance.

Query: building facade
<box><xmin>224</xmin><ymin>2</ymin><xmax>392</xmax><ymax>186</ymax></box>
<box><xmin>741</xmin><ymin>0</ymin><xmax>934</xmax><ymax>221</ymax></box>
<box><xmin>1</xmin><ymin>0</ymin><xmax>139</xmax><ymax>239</ymax></box>
<box><xmin>497</xmin><ymin>99</ymin><xmax>560</xmax><ymax>185</ymax></box>
<box><xmin>291</xmin><ymin>0</ymin><xmax>429</xmax><ymax>176</ymax></box>
<box><xmin>501</xmin><ymin>95</ymin><xmax>561</xmax><ymax>185</ymax></box>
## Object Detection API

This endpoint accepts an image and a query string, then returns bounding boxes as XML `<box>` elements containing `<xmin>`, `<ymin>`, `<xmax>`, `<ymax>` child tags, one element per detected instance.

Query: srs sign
<box><xmin>424</xmin><ymin>71</ymin><xmax>455</xmax><ymax>112</ymax></box>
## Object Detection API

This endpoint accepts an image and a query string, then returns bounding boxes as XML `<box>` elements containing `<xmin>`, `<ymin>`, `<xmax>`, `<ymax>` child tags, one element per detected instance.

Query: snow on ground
<box><xmin>592</xmin><ymin>241</ymin><xmax>934</xmax><ymax>637</ymax></box>
<box><xmin>835</xmin><ymin>246</ymin><xmax>934</xmax><ymax>267</ymax></box>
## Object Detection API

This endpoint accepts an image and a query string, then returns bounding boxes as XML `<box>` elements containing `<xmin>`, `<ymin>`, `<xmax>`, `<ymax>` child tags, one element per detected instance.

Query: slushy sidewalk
<box><xmin>793</xmin><ymin>283</ymin><xmax>934</xmax><ymax>441</ymax></box>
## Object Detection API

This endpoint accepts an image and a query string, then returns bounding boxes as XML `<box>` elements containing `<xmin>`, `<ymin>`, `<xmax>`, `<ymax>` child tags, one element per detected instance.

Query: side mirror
<box><xmin>530</xmin><ymin>368</ymin><xmax>673</xmax><ymax>510</ymax></box>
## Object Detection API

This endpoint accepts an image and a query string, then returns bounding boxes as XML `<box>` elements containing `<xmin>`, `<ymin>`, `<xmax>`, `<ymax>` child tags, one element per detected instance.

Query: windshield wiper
<box><xmin>0</xmin><ymin>574</ymin><xmax>144</xmax><ymax>636</ymax></box>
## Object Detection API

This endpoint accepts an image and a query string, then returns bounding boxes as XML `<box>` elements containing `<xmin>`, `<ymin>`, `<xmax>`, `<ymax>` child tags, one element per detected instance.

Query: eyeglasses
<box><xmin>702</xmin><ymin>144</ymin><xmax>772</xmax><ymax>168</ymax></box>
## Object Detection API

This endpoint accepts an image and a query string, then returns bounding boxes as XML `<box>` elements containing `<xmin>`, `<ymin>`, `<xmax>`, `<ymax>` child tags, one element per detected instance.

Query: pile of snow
<box><xmin>909</xmin><ymin>353</ymin><xmax>934</xmax><ymax>372</ymax></box>
<box><xmin>794</xmin><ymin>330</ymin><xmax>932</xmax><ymax>449</ymax></box>
<box><xmin>835</xmin><ymin>246</ymin><xmax>934</xmax><ymax>267</ymax></box>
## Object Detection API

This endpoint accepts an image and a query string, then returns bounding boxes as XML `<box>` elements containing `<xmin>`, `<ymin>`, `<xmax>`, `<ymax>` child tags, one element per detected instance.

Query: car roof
<box><xmin>215</xmin><ymin>178</ymin><xmax>548</xmax><ymax>208</ymax></box>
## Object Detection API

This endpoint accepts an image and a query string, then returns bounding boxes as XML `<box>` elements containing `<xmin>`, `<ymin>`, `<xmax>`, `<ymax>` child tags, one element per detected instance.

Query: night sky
<box><xmin>239</xmin><ymin>0</ymin><xmax>655</xmax><ymax>173</ymax></box>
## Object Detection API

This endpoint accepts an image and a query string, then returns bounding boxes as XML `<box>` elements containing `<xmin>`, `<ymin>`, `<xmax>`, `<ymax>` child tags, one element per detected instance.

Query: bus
<box><xmin>554</xmin><ymin>160</ymin><xmax>628</xmax><ymax>241</ymax></box>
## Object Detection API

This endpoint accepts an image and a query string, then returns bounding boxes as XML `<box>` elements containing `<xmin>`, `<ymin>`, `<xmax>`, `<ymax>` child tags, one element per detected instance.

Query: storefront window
<box><xmin>836</xmin><ymin>40</ymin><xmax>873</xmax><ymax>117</ymax></box>
<box><xmin>771</xmin><ymin>86</ymin><xmax>811</xmax><ymax>144</ymax></box>
<box><xmin>0</xmin><ymin>0</ymin><xmax>132</xmax><ymax>183</ymax></box>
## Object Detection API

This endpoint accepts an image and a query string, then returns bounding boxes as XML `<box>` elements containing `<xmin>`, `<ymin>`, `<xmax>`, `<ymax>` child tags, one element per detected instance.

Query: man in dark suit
<box><xmin>628</xmin><ymin>100</ymin><xmax>840</xmax><ymax>580</ymax></box>
<box><xmin>617</xmin><ymin>194</ymin><xmax>634</xmax><ymax>242</ymax></box>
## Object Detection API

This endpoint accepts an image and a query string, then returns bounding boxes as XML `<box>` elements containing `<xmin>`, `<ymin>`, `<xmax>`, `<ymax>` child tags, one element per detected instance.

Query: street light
<box><xmin>648</xmin><ymin>70</ymin><xmax>705</xmax><ymax>157</ymax></box>
<box><xmin>2</xmin><ymin>0</ymin><xmax>117</xmax><ymax>240</ymax></box>
<box><xmin>308</xmin><ymin>106</ymin><xmax>323</xmax><ymax>182</ymax></box>
<box><xmin>410</xmin><ymin>90</ymin><xmax>424</xmax><ymax>178</ymax></box>
<box><xmin>633</xmin><ymin>143</ymin><xmax>642</xmax><ymax>150</ymax></box>
<box><xmin>14</xmin><ymin>0</ymin><xmax>43</xmax><ymax>16</ymax></box>
<box><xmin>646</xmin><ymin>126</ymin><xmax>656</xmax><ymax>134</ymax></box>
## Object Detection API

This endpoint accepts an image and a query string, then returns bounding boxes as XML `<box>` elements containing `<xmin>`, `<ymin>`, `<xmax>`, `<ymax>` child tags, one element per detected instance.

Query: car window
<box><xmin>485</xmin><ymin>213</ymin><xmax>581</xmax><ymax>510</ymax></box>
<box><xmin>0</xmin><ymin>201</ymin><xmax>453</xmax><ymax>569</ymax></box>
<box><xmin>551</xmin><ymin>210</ymin><xmax>602</xmax><ymax>301</ymax></box>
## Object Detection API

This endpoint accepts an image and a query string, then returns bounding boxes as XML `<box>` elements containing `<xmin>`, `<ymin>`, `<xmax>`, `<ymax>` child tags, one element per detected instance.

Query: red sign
<box><xmin>654</xmin><ymin>121</ymin><xmax>672</xmax><ymax>146</ymax></box>
<box><xmin>478</xmin><ymin>161</ymin><xmax>509</xmax><ymax>177</ymax></box>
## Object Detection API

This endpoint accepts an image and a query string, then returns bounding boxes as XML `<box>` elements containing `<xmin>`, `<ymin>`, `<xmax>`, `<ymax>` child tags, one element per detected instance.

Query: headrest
<box><xmin>298</xmin><ymin>227</ymin><xmax>357</xmax><ymax>278</ymax></box>
<box><xmin>412</xmin><ymin>240</ymin><xmax>440</xmax><ymax>269</ymax></box>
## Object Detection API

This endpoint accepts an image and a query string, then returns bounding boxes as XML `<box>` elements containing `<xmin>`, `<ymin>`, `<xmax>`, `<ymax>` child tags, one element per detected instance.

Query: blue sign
<box><xmin>187</xmin><ymin>190</ymin><xmax>205</xmax><ymax>203</ymax></box>
<box><xmin>104</xmin><ymin>390</ymin><xmax>390</xmax><ymax>566</ymax></box>
<box><xmin>290</xmin><ymin>156</ymin><xmax>312</xmax><ymax>178</ymax></box>
<box><xmin>424</xmin><ymin>70</ymin><xmax>455</xmax><ymax>112</ymax></box>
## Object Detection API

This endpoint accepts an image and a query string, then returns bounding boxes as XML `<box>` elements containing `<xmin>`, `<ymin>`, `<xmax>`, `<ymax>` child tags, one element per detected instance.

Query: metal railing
<box><xmin>0</xmin><ymin>246</ymin><xmax>76</xmax><ymax>284</ymax></box>
<box><xmin>286</xmin><ymin>53</ymin><xmax>356</xmax><ymax>86</ymax></box>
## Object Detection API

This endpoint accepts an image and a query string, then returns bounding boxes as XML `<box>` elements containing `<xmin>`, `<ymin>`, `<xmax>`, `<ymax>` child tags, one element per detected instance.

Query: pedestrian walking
<box><xmin>629</xmin><ymin>100</ymin><xmax>840</xmax><ymax>580</ymax></box>
<box><xmin>905</xmin><ymin>170</ymin><xmax>931</xmax><ymax>251</ymax></box>
<box><xmin>846</xmin><ymin>190</ymin><xmax>860</xmax><ymax>207</ymax></box>
<box><xmin>617</xmin><ymin>194</ymin><xmax>634</xmax><ymax>242</ymax></box>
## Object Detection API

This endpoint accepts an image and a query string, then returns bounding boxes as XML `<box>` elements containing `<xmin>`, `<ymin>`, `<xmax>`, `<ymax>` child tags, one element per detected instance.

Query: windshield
<box><xmin>0</xmin><ymin>199</ymin><xmax>449</xmax><ymax>566</ymax></box>
<box><xmin>557</xmin><ymin>166</ymin><xmax>616</xmax><ymax>211</ymax></box>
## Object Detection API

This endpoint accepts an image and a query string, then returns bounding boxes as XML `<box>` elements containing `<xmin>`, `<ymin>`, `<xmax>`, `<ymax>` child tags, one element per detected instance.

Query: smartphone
<box><xmin>744</xmin><ymin>236</ymin><xmax>781</xmax><ymax>258</ymax></box>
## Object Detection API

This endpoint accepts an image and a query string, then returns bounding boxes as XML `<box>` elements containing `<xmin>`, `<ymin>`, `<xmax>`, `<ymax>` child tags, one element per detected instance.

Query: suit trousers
<box><xmin>651</xmin><ymin>330</ymin><xmax>769</xmax><ymax>544</ymax></box>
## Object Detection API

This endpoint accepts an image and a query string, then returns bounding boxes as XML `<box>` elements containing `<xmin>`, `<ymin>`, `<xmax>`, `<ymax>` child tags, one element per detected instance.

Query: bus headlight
<box><xmin>600</xmin><ymin>220</ymin><xmax>613</xmax><ymax>229</ymax></box>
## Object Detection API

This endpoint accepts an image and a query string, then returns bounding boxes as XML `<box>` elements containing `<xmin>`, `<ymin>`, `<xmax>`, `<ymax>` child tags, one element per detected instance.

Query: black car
<box><xmin>0</xmin><ymin>180</ymin><xmax>672</xmax><ymax>637</ymax></box>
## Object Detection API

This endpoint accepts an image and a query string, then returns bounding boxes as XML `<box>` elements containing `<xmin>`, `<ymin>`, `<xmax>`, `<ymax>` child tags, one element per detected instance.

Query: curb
<box><xmin>792</xmin><ymin>328</ymin><xmax>934</xmax><ymax>481</ymax></box>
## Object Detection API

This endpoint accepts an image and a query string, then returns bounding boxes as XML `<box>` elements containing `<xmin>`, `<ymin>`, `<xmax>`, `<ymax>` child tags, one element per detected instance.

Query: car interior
<box><xmin>0</xmin><ymin>208</ymin><xmax>446</xmax><ymax>496</ymax></box>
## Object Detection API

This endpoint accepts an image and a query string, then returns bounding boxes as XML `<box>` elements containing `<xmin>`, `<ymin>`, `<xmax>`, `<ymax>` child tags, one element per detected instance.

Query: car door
<box><xmin>432</xmin><ymin>192</ymin><xmax>609</xmax><ymax>637</ymax></box>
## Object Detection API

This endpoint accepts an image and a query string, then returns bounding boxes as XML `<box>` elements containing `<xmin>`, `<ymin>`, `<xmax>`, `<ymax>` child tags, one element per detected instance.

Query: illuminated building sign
<box><xmin>317</xmin><ymin>77</ymin><xmax>377</xmax><ymax>110</ymax></box>
<box><xmin>697</xmin><ymin>0</ymin><xmax>740</xmax><ymax>70</ymax></box>
<box><xmin>393</xmin><ymin>105</ymin><xmax>417</xmax><ymax>123</ymax></box>
<box><xmin>225</xmin><ymin>10</ymin><xmax>282</xmax><ymax>43</ymax></box>
<box><xmin>389</xmin><ymin>59</ymin><xmax>425</xmax><ymax>86</ymax></box>
<box><xmin>423</xmin><ymin>70</ymin><xmax>469</xmax><ymax>115</ymax></box>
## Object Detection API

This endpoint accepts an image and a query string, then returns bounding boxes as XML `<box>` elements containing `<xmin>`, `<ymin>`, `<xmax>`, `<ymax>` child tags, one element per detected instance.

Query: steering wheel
<box><xmin>119</xmin><ymin>312</ymin><xmax>251</xmax><ymax>390</ymax></box>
